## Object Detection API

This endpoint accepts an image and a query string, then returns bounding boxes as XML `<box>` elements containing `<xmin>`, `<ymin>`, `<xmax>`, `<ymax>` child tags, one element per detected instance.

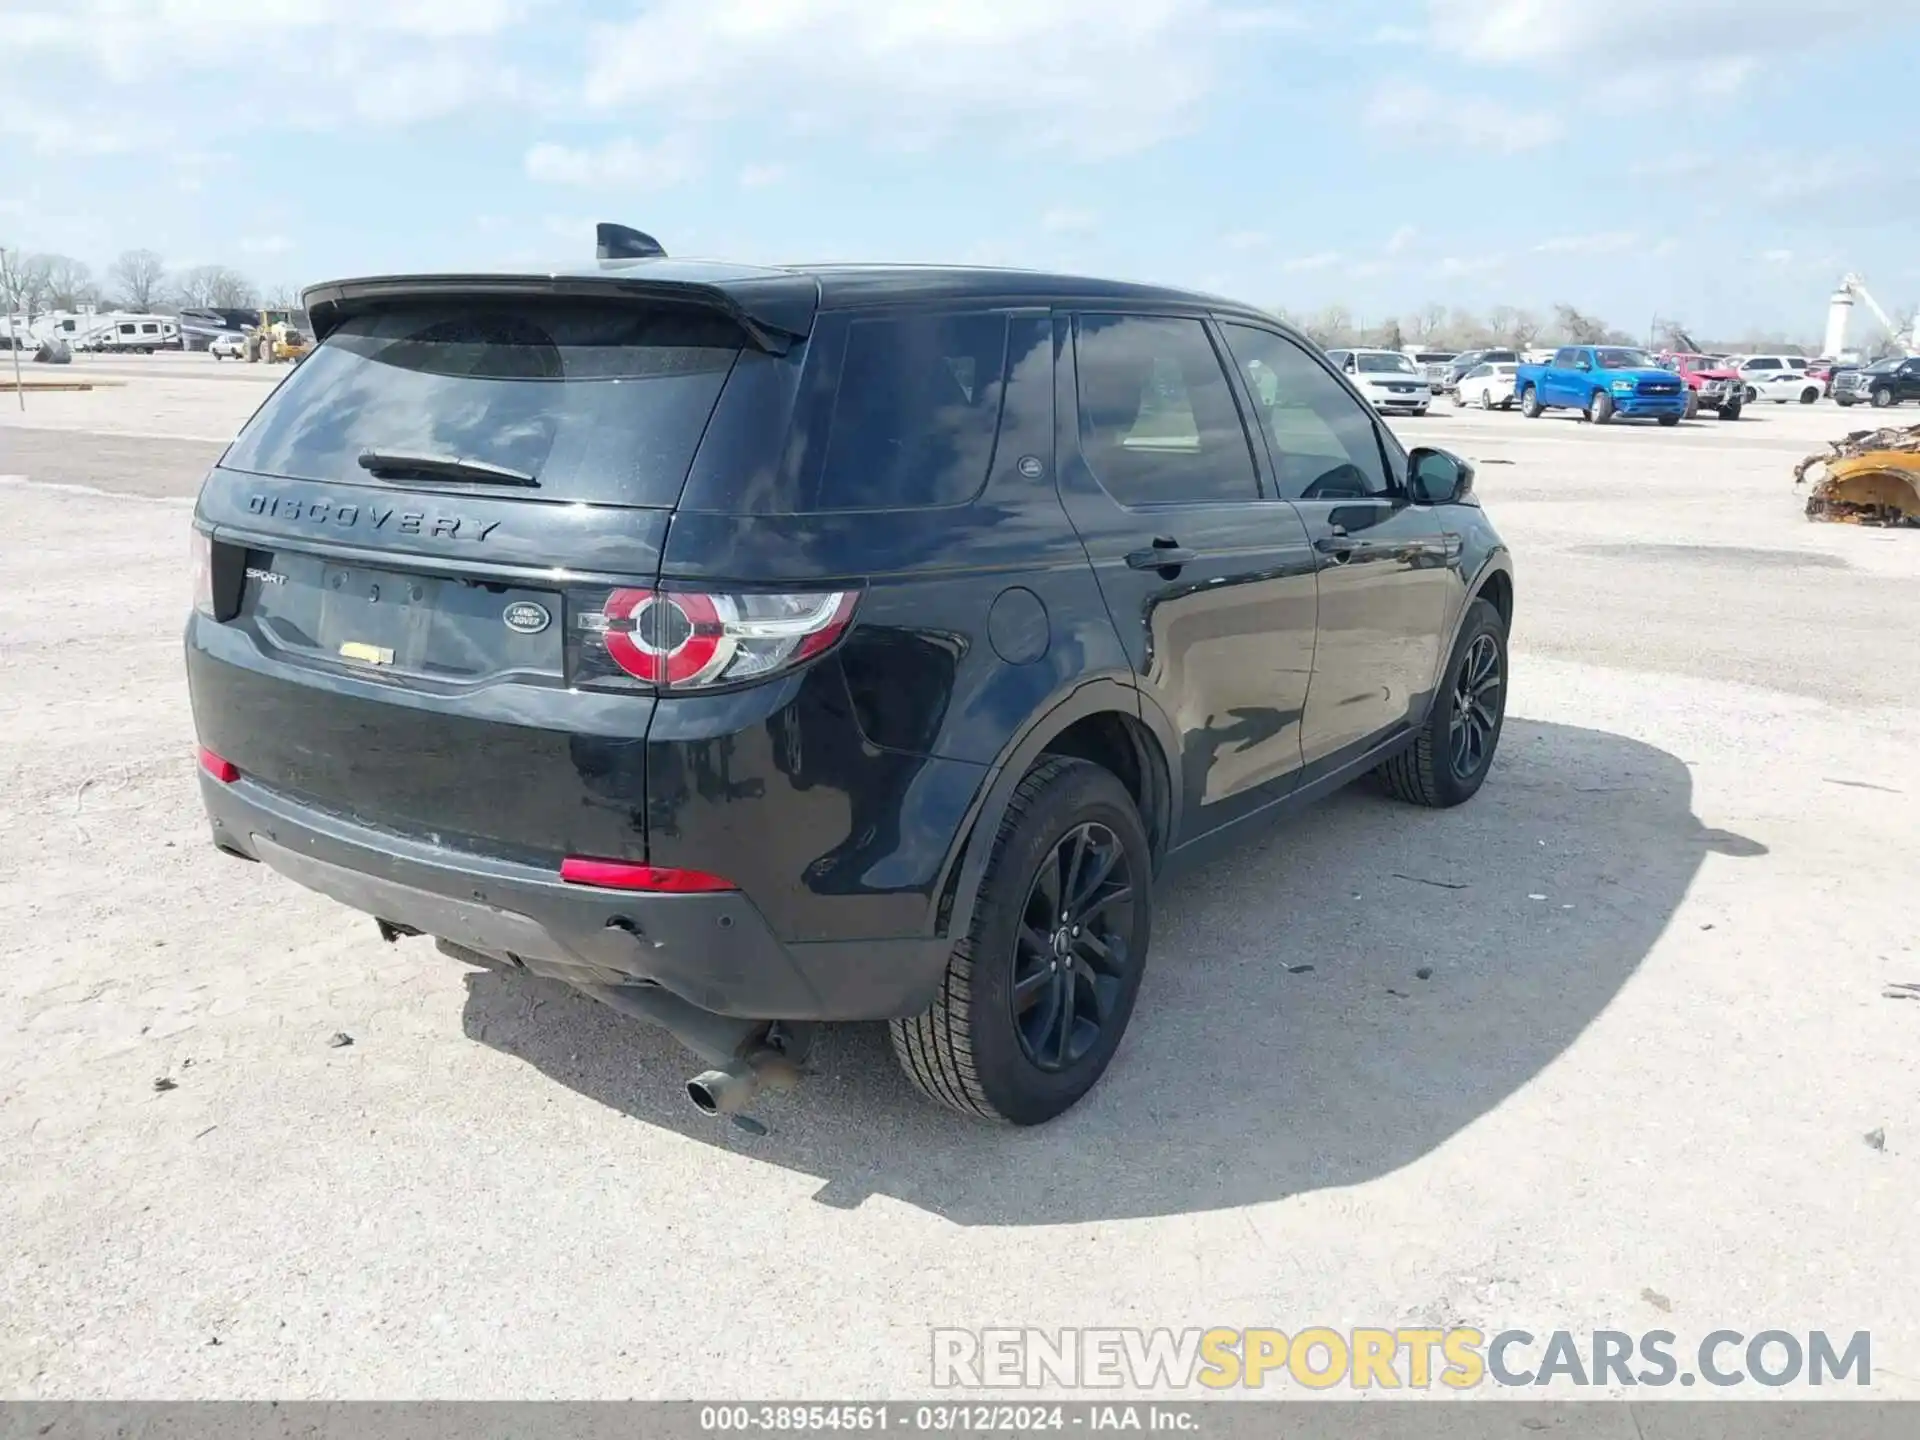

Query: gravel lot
<box><xmin>2</xmin><ymin>354</ymin><xmax>1917</xmax><ymax>1399</ymax></box>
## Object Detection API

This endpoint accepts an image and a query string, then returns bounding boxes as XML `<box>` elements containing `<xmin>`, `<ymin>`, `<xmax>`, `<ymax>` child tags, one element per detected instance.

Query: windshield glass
<box><xmin>1865</xmin><ymin>358</ymin><xmax>1902</xmax><ymax>372</ymax></box>
<box><xmin>1412</xmin><ymin>352</ymin><xmax>1455</xmax><ymax>364</ymax></box>
<box><xmin>1596</xmin><ymin>348</ymin><xmax>1657</xmax><ymax>370</ymax></box>
<box><xmin>1357</xmin><ymin>352</ymin><xmax>1417</xmax><ymax>374</ymax></box>
<box><xmin>221</xmin><ymin>299</ymin><xmax>744</xmax><ymax>506</ymax></box>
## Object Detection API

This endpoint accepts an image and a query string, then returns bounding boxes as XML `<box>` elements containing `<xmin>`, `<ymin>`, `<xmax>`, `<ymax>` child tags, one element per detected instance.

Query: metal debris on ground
<box><xmin>152</xmin><ymin>1077</ymin><xmax>177</xmax><ymax>1092</ymax></box>
<box><xmin>326</xmin><ymin>1032</ymin><xmax>354</xmax><ymax>1048</ymax></box>
<box><xmin>1795</xmin><ymin>423</ymin><xmax>1920</xmax><ymax>527</ymax></box>
<box><xmin>1864</xmin><ymin>1128</ymin><xmax>1887</xmax><ymax>1152</ymax></box>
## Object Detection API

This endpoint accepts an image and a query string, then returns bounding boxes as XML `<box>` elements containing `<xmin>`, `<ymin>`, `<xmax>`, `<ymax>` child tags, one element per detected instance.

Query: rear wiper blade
<box><xmin>356</xmin><ymin>449</ymin><xmax>539</xmax><ymax>487</ymax></box>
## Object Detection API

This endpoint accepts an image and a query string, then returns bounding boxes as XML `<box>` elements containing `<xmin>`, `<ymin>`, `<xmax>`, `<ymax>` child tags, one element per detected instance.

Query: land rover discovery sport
<box><xmin>186</xmin><ymin>225</ymin><xmax>1514</xmax><ymax>1125</ymax></box>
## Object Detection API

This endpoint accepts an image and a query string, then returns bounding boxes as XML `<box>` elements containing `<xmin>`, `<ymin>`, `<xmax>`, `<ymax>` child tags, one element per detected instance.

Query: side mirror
<box><xmin>1409</xmin><ymin>447</ymin><xmax>1473</xmax><ymax>505</ymax></box>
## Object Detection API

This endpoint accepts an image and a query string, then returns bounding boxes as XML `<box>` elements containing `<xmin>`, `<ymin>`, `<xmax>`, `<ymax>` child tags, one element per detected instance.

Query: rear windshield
<box><xmin>221</xmin><ymin>299</ymin><xmax>743</xmax><ymax>507</ymax></box>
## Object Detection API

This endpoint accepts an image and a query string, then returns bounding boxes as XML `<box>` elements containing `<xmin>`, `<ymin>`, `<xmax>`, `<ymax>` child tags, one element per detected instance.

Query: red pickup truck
<box><xmin>1658</xmin><ymin>353</ymin><xmax>1744</xmax><ymax>419</ymax></box>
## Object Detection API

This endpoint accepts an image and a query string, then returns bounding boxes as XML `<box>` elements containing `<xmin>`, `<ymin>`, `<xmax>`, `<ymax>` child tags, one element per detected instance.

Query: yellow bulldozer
<box><xmin>1796</xmin><ymin>423</ymin><xmax>1920</xmax><ymax>527</ymax></box>
<box><xmin>244</xmin><ymin>309</ymin><xmax>313</xmax><ymax>365</ymax></box>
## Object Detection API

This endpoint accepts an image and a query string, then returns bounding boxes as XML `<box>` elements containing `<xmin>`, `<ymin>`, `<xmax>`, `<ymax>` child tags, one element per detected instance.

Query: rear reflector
<box><xmin>198</xmin><ymin>746</ymin><xmax>239</xmax><ymax>783</ymax></box>
<box><xmin>560</xmin><ymin>857</ymin><xmax>737</xmax><ymax>893</ymax></box>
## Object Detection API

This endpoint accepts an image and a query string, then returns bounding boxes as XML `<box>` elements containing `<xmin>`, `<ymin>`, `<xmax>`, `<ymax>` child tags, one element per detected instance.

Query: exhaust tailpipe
<box><xmin>687</xmin><ymin>1061</ymin><xmax>762</xmax><ymax>1117</ymax></box>
<box><xmin>686</xmin><ymin>1050</ymin><xmax>804</xmax><ymax>1118</ymax></box>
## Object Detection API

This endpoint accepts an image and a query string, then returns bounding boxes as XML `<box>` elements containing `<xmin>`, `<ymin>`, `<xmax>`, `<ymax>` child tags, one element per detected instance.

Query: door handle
<box><xmin>1126</xmin><ymin>539</ymin><xmax>1197</xmax><ymax>570</ymax></box>
<box><xmin>1314</xmin><ymin>534</ymin><xmax>1356</xmax><ymax>561</ymax></box>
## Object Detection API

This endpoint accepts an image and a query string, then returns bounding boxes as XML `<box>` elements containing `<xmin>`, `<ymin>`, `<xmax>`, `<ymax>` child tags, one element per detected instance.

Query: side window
<box><xmin>810</xmin><ymin>310</ymin><xmax>1010</xmax><ymax>511</ymax></box>
<box><xmin>1073</xmin><ymin>314</ymin><xmax>1258</xmax><ymax>506</ymax></box>
<box><xmin>1552</xmin><ymin>348</ymin><xmax>1576</xmax><ymax>368</ymax></box>
<box><xmin>119</xmin><ymin>323</ymin><xmax>135</xmax><ymax>336</ymax></box>
<box><xmin>1218</xmin><ymin>323</ymin><xmax>1390</xmax><ymax>501</ymax></box>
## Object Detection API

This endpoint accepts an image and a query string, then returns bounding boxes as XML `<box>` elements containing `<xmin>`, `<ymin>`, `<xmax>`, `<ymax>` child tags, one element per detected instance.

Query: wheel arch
<box><xmin>928</xmin><ymin>678</ymin><xmax>1178</xmax><ymax>942</ymax></box>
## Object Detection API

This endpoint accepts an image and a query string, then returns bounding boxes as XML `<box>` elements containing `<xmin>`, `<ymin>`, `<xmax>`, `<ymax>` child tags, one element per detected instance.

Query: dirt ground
<box><xmin>2</xmin><ymin>354</ymin><xmax>1916</xmax><ymax>1399</ymax></box>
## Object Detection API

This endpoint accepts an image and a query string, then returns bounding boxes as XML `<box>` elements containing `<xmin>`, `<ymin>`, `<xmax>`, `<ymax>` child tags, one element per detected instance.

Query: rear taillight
<box><xmin>560</xmin><ymin>857</ymin><xmax>736</xmax><ymax>892</ymax></box>
<box><xmin>190</xmin><ymin>527</ymin><xmax>213</xmax><ymax>615</ymax></box>
<box><xmin>571</xmin><ymin>587</ymin><xmax>859</xmax><ymax>692</ymax></box>
<box><xmin>198</xmin><ymin>746</ymin><xmax>239</xmax><ymax>783</ymax></box>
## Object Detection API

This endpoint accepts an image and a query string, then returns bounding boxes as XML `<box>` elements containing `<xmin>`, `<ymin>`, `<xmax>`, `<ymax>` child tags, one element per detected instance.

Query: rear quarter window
<box><xmin>220</xmin><ymin>299</ymin><xmax>745</xmax><ymax>507</ymax></box>
<box><xmin>797</xmin><ymin>310</ymin><xmax>1011</xmax><ymax>511</ymax></box>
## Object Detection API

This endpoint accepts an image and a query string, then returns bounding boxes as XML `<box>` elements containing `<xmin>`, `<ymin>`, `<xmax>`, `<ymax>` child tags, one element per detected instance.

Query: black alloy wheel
<box><xmin>1449</xmin><ymin>632</ymin><xmax>1503</xmax><ymax>782</ymax></box>
<box><xmin>1010</xmin><ymin>822</ymin><xmax>1136</xmax><ymax>1073</ymax></box>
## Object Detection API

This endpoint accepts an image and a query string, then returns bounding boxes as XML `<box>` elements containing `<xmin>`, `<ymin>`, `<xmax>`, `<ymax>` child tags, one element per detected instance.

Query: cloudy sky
<box><xmin>4</xmin><ymin>0</ymin><xmax>1916</xmax><ymax>339</ymax></box>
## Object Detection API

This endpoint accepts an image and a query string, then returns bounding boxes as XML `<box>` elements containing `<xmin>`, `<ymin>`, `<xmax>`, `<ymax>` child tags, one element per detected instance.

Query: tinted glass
<box><xmin>1596</xmin><ymin>348</ymin><xmax>1657</xmax><ymax>369</ymax></box>
<box><xmin>1553</xmin><ymin>348</ymin><xmax>1579</xmax><ymax>367</ymax></box>
<box><xmin>222</xmin><ymin>300</ymin><xmax>744</xmax><ymax>507</ymax></box>
<box><xmin>809</xmin><ymin>311</ymin><xmax>1010</xmax><ymax>510</ymax></box>
<box><xmin>1219</xmin><ymin>323</ymin><xmax>1389</xmax><ymax>501</ymax></box>
<box><xmin>1074</xmin><ymin>315</ymin><xmax>1257</xmax><ymax>506</ymax></box>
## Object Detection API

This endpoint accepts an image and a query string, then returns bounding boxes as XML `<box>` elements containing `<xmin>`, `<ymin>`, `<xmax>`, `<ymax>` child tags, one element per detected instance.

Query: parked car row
<box><xmin>1431</xmin><ymin>345</ymin><xmax>1920</xmax><ymax>422</ymax></box>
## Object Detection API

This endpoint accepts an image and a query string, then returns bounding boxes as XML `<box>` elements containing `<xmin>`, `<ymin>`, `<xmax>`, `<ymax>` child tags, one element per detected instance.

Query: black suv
<box><xmin>186</xmin><ymin>227</ymin><xmax>1514</xmax><ymax>1125</ymax></box>
<box><xmin>1833</xmin><ymin>355</ymin><xmax>1920</xmax><ymax>408</ymax></box>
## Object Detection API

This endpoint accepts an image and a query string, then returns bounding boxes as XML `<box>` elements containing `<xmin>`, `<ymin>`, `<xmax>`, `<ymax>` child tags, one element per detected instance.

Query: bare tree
<box><xmin>1552</xmin><ymin>304</ymin><xmax>1614</xmax><ymax>345</ymax></box>
<box><xmin>262</xmin><ymin>284</ymin><xmax>302</xmax><ymax>311</ymax></box>
<box><xmin>1407</xmin><ymin>304</ymin><xmax>1448</xmax><ymax>345</ymax></box>
<box><xmin>172</xmin><ymin>264</ymin><xmax>259</xmax><ymax>310</ymax></box>
<box><xmin>0</xmin><ymin>250</ymin><xmax>54</xmax><ymax>321</ymax></box>
<box><xmin>39</xmin><ymin>255</ymin><xmax>97</xmax><ymax>310</ymax></box>
<box><xmin>1506</xmin><ymin>308</ymin><xmax>1543</xmax><ymax>348</ymax></box>
<box><xmin>1448</xmin><ymin>308</ymin><xmax>1492</xmax><ymax>349</ymax></box>
<box><xmin>108</xmin><ymin>249</ymin><xmax>167</xmax><ymax>311</ymax></box>
<box><xmin>1299</xmin><ymin>304</ymin><xmax>1354</xmax><ymax>347</ymax></box>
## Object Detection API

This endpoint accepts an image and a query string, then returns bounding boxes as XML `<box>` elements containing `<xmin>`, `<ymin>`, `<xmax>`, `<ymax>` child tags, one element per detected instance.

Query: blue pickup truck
<box><xmin>1515</xmin><ymin>345</ymin><xmax>1689</xmax><ymax>425</ymax></box>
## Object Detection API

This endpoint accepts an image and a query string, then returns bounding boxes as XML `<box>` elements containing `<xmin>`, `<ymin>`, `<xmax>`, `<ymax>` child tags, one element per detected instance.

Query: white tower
<box><xmin>1823</xmin><ymin>285</ymin><xmax>1854</xmax><ymax>360</ymax></box>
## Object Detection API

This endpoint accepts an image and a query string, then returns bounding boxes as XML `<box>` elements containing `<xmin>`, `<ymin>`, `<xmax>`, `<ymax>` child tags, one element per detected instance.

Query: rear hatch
<box><xmin>188</xmin><ymin>280</ymin><xmax>806</xmax><ymax>862</ymax></box>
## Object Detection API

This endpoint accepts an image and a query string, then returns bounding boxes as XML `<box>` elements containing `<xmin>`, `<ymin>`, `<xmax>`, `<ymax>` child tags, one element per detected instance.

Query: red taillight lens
<box><xmin>190</xmin><ymin>527</ymin><xmax>214</xmax><ymax>615</ymax></box>
<box><xmin>198</xmin><ymin>746</ymin><xmax>239</xmax><ymax>783</ymax></box>
<box><xmin>573</xmin><ymin>587</ymin><xmax>859</xmax><ymax>692</ymax></box>
<box><xmin>560</xmin><ymin>857</ymin><xmax>737</xmax><ymax>893</ymax></box>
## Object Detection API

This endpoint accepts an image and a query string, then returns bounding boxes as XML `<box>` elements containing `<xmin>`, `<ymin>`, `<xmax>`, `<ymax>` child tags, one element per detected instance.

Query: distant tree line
<box><xmin>0</xmin><ymin>245</ymin><xmax>302</xmax><ymax>320</ymax></box>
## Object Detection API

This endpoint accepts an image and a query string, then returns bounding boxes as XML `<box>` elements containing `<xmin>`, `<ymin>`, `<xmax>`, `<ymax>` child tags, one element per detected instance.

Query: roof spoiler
<box><xmin>597</xmin><ymin>222</ymin><xmax>666</xmax><ymax>264</ymax></box>
<box><xmin>300</xmin><ymin>271</ymin><xmax>816</xmax><ymax>356</ymax></box>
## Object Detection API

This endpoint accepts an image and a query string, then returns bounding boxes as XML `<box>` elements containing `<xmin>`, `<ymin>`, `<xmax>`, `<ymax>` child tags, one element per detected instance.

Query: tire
<box><xmin>1800</xmin><ymin>387</ymin><xmax>1819</xmax><ymax>405</ymax></box>
<box><xmin>1520</xmin><ymin>385</ymin><xmax>1542</xmax><ymax>418</ymax></box>
<box><xmin>1588</xmin><ymin>388</ymin><xmax>1613</xmax><ymax>424</ymax></box>
<box><xmin>1836</xmin><ymin>398</ymin><xmax>1854</xmax><ymax>408</ymax></box>
<box><xmin>1657</xmin><ymin>414</ymin><xmax>1680</xmax><ymax>427</ymax></box>
<box><xmin>890</xmin><ymin>757</ymin><xmax>1153</xmax><ymax>1125</ymax></box>
<box><xmin>1377</xmin><ymin>598</ymin><xmax>1507</xmax><ymax>809</ymax></box>
<box><xmin>1413</xmin><ymin>406</ymin><xmax>1429</xmax><ymax>417</ymax></box>
<box><xmin>1720</xmin><ymin>402</ymin><xmax>1742</xmax><ymax>421</ymax></box>
<box><xmin>1683</xmin><ymin>390</ymin><xmax>1699</xmax><ymax>419</ymax></box>
<box><xmin>1872</xmin><ymin>387</ymin><xmax>1894</xmax><ymax>409</ymax></box>
<box><xmin>1744</xmin><ymin>385</ymin><xmax>1758</xmax><ymax>403</ymax></box>
<box><xmin>1480</xmin><ymin>388</ymin><xmax>1495</xmax><ymax>410</ymax></box>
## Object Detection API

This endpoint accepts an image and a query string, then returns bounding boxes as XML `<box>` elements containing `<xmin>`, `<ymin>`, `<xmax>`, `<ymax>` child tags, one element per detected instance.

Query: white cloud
<box><xmin>1384</xmin><ymin>225</ymin><xmax>1417</xmax><ymax>256</ymax></box>
<box><xmin>5</xmin><ymin>0</ymin><xmax>541</xmax><ymax>149</ymax></box>
<box><xmin>1762</xmin><ymin>248</ymin><xmax>1795</xmax><ymax>264</ymax></box>
<box><xmin>1435</xmin><ymin>253</ymin><xmax>1506</xmax><ymax>277</ymax></box>
<box><xmin>525</xmin><ymin>136</ymin><xmax>700</xmax><ymax>189</ymax></box>
<box><xmin>1364</xmin><ymin>84</ymin><xmax>1559</xmax><ymax>153</ymax></box>
<box><xmin>1223</xmin><ymin>230</ymin><xmax>1271</xmax><ymax>252</ymax></box>
<box><xmin>1532</xmin><ymin>232</ymin><xmax>1639</xmax><ymax>255</ymax></box>
<box><xmin>1041</xmin><ymin>207</ymin><xmax>1100</xmax><ymax>235</ymax></box>
<box><xmin>240</xmin><ymin>235</ymin><xmax>296</xmax><ymax>256</ymax></box>
<box><xmin>1282</xmin><ymin>251</ymin><xmax>1341</xmax><ymax>272</ymax></box>
<box><xmin>1425</xmin><ymin>0</ymin><xmax>1876</xmax><ymax>102</ymax></box>
<box><xmin>583</xmin><ymin>0</ymin><xmax>1239</xmax><ymax>158</ymax></box>
<box><xmin>738</xmin><ymin>163</ymin><xmax>789</xmax><ymax>189</ymax></box>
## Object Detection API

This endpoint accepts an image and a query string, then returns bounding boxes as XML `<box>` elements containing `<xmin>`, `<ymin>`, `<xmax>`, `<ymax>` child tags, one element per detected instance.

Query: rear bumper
<box><xmin>199</xmin><ymin>771</ymin><xmax>952</xmax><ymax>1023</ymax></box>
